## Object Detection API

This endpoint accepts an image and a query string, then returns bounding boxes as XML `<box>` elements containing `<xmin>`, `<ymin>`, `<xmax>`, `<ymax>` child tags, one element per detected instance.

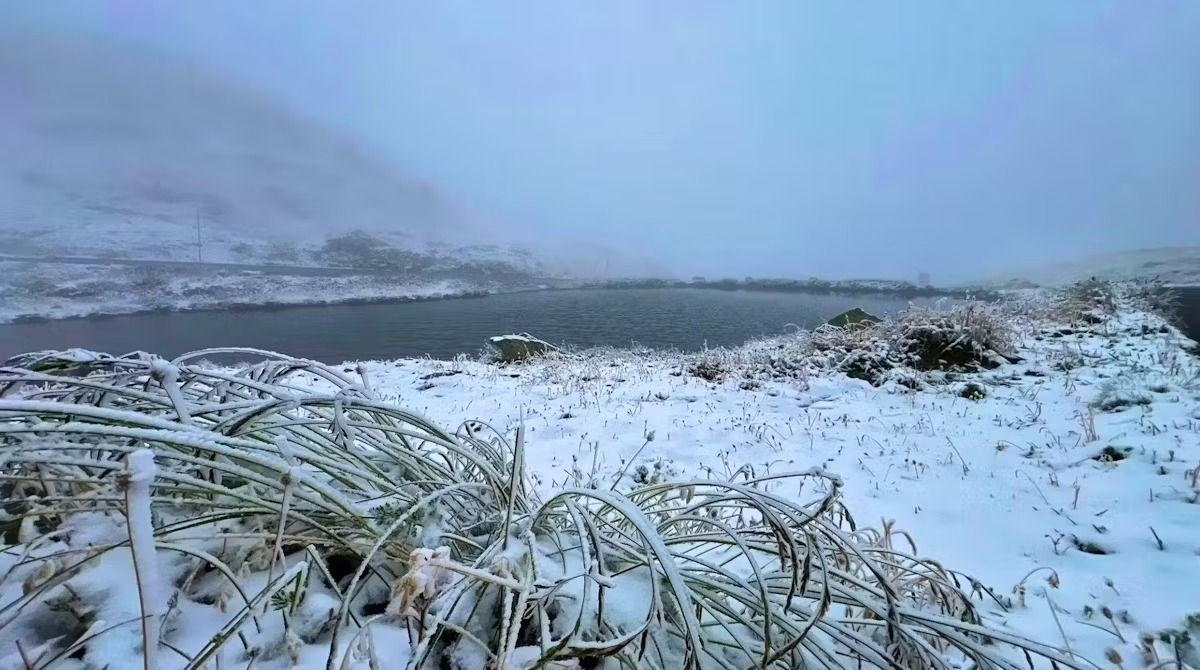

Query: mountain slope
<box><xmin>0</xmin><ymin>34</ymin><xmax>468</xmax><ymax>261</ymax></box>
<box><xmin>980</xmin><ymin>246</ymin><xmax>1200</xmax><ymax>288</ymax></box>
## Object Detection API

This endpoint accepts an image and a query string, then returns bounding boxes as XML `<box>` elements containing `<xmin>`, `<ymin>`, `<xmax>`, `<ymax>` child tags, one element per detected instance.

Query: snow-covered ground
<box><xmin>0</xmin><ymin>261</ymin><xmax>482</xmax><ymax>323</ymax></box>
<box><xmin>308</xmin><ymin>303</ymin><xmax>1197</xmax><ymax>666</ymax></box>
<box><xmin>980</xmin><ymin>246</ymin><xmax>1200</xmax><ymax>288</ymax></box>
<box><xmin>1</xmin><ymin>293</ymin><xmax>1197</xmax><ymax>668</ymax></box>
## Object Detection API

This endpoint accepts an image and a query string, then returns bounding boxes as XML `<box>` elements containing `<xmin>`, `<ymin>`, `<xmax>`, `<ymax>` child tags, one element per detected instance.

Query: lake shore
<box><xmin>0</xmin><ymin>287</ymin><xmax>943</xmax><ymax>363</ymax></box>
<box><xmin>297</xmin><ymin>292</ymin><xmax>1196</xmax><ymax>667</ymax></box>
<box><xmin>0</xmin><ymin>257</ymin><xmax>996</xmax><ymax>325</ymax></box>
<box><xmin>0</xmin><ymin>259</ymin><xmax>519</xmax><ymax>324</ymax></box>
<box><xmin>5</xmin><ymin>257</ymin><xmax>1197</xmax><ymax>339</ymax></box>
<box><xmin>2</xmin><ymin>286</ymin><xmax>1198</xmax><ymax>667</ymax></box>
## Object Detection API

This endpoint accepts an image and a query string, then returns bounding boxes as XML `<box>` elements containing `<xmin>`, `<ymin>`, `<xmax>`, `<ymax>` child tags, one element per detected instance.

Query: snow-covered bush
<box><xmin>887</xmin><ymin>303</ymin><xmax>1018</xmax><ymax>372</ymax></box>
<box><xmin>1125</xmin><ymin>277</ymin><xmax>1181</xmax><ymax>323</ymax></box>
<box><xmin>801</xmin><ymin>302</ymin><xmax>1023</xmax><ymax>385</ymax></box>
<box><xmin>1059</xmin><ymin>278</ymin><xmax>1118</xmax><ymax>323</ymax></box>
<box><xmin>0</xmin><ymin>349</ymin><xmax>1087</xmax><ymax>669</ymax></box>
<box><xmin>687</xmin><ymin>351</ymin><xmax>727</xmax><ymax>381</ymax></box>
<box><xmin>668</xmin><ymin>301</ymin><xmax>1026</xmax><ymax>387</ymax></box>
<box><xmin>679</xmin><ymin>335</ymin><xmax>815</xmax><ymax>385</ymax></box>
<box><xmin>1049</xmin><ymin>277</ymin><xmax>1183</xmax><ymax>329</ymax></box>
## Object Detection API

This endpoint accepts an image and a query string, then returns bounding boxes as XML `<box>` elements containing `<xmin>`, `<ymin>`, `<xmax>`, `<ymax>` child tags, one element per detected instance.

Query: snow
<box><xmin>1</xmin><ymin>298</ymin><xmax>1198</xmax><ymax>667</ymax></box>
<box><xmin>0</xmin><ymin>260</ymin><xmax>476</xmax><ymax>323</ymax></box>
<box><xmin>488</xmin><ymin>334</ymin><xmax>541</xmax><ymax>344</ymax></box>
<box><xmin>301</xmin><ymin>305</ymin><xmax>1196</xmax><ymax>667</ymax></box>
<box><xmin>979</xmin><ymin>246</ymin><xmax>1200</xmax><ymax>288</ymax></box>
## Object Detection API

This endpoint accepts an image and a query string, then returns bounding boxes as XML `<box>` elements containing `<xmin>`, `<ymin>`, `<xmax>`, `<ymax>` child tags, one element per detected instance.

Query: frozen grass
<box><xmin>658</xmin><ymin>298</ymin><xmax>1025</xmax><ymax>388</ymax></box>
<box><xmin>0</xmin><ymin>349</ymin><xmax>1096</xmax><ymax>669</ymax></box>
<box><xmin>659</xmin><ymin>280</ymin><xmax>1180</xmax><ymax>388</ymax></box>
<box><xmin>1124</xmin><ymin>278</ymin><xmax>1182</xmax><ymax>326</ymax></box>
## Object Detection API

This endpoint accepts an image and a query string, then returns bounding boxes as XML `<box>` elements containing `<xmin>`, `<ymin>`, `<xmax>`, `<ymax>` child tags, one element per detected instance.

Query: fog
<box><xmin>6</xmin><ymin>2</ymin><xmax>1200</xmax><ymax>283</ymax></box>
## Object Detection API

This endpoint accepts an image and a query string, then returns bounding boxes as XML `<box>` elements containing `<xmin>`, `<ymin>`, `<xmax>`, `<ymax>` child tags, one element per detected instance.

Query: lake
<box><xmin>1178</xmin><ymin>286</ymin><xmax>1200</xmax><ymax>341</ymax></box>
<box><xmin>0</xmin><ymin>288</ymin><xmax>944</xmax><ymax>363</ymax></box>
<box><xmin>1</xmin><ymin>287</ymin><xmax>1195</xmax><ymax>364</ymax></box>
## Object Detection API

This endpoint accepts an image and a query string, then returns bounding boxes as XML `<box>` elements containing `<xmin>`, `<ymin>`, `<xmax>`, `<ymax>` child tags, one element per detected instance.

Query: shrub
<box><xmin>839</xmin><ymin>349</ymin><xmax>894</xmax><ymax>386</ymax></box>
<box><xmin>888</xmin><ymin>303</ymin><xmax>1016</xmax><ymax>372</ymax></box>
<box><xmin>1126</xmin><ymin>278</ymin><xmax>1181</xmax><ymax>323</ymax></box>
<box><xmin>688</xmin><ymin>355</ymin><xmax>726</xmax><ymax>381</ymax></box>
<box><xmin>1060</xmin><ymin>278</ymin><xmax>1117</xmax><ymax>323</ymax></box>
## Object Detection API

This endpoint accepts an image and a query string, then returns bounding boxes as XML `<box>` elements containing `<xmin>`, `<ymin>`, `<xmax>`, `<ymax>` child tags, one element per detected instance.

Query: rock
<box><xmin>1093</xmin><ymin>445</ymin><xmax>1131</xmax><ymax>462</ymax></box>
<box><xmin>827</xmin><ymin>307</ymin><xmax>882</xmax><ymax>329</ymax></box>
<box><xmin>488</xmin><ymin>333</ymin><xmax>558</xmax><ymax>363</ymax></box>
<box><xmin>995</xmin><ymin>351</ymin><xmax>1024</xmax><ymax>364</ymax></box>
<box><xmin>959</xmin><ymin>382</ymin><xmax>987</xmax><ymax>400</ymax></box>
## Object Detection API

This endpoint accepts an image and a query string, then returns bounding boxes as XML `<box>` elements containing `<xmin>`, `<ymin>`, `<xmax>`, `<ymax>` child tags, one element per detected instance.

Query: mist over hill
<box><xmin>0</xmin><ymin>35</ymin><xmax>506</xmax><ymax>266</ymax></box>
<box><xmin>979</xmin><ymin>246</ymin><xmax>1200</xmax><ymax>288</ymax></box>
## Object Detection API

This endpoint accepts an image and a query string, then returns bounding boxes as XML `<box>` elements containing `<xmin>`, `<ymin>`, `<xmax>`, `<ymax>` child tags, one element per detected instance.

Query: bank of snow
<box><xmin>320</xmin><ymin>303</ymin><xmax>1200</xmax><ymax>666</ymax></box>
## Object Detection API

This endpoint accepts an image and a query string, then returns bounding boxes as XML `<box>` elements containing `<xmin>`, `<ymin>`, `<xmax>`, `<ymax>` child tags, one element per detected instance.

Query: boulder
<box><xmin>959</xmin><ymin>382</ymin><xmax>987</xmax><ymax>400</ymax></box>
<box><xmin>489</xmin><ymin>333</ymin><xmax>558</xmax><ymax>363</ymax></box>
<box><xmin>827</xmin><ymin>307</ymin><xmax>882</xmax><ymax>329</ymax></box>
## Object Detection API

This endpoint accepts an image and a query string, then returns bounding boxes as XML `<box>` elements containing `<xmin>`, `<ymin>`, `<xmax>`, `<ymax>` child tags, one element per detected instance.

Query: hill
<box><xmin>0</xmin><ymin>34</ymin><xmax>540</xmax><ymax>274</ymax></box>
<box><xmin>980</xmin><ymin>246</ymin><xmax>1200</xmax><ymax>288</ymax></box>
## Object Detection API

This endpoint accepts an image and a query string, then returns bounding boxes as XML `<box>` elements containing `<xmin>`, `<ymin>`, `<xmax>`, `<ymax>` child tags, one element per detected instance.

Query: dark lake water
<box><xmin>1178</xmin><ymin>287</ymin><xmax>1200</xmax><ymax>341</ymax></box>
<box><xmin>1</xmin><ymin>287</ymin><xmax>1195</xmax><ymax>364</ymax></box>
<box><xmin>0</xmin><ymin>288</ymin><xmax>943</xmax><ymax>363</ymax></box>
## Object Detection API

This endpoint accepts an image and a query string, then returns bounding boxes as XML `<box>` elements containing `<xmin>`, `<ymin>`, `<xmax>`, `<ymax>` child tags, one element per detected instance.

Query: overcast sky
<box><xmin>9</xmin><ymin>1</ymin><xmax>1200</xmax><ymax>282</ymax></box>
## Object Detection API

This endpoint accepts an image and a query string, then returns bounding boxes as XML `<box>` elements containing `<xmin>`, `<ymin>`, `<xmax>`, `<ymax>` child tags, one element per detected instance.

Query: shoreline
<box><xmin>2</xmin><ymin>288</ymin><xmax>1197</xmax><ymax>667</ymax></box>
<box><xmin>329</xmin><ymin>294</ymin><xmax>1199</xmax><ymax>665</ymax></box>
<box><xmin>3</xmin><ymin>279</ymin><xmax>1195</xmax><ymax>352</ymax></box>
<box><xmin>4</xmin><ymin>253</ymin><xmax>1196</xmax><ymax>328</ymax></box>
<box><xmin>579</xmin><ymin>277</ymin><xmax>1001</xmax><ymax>299</ymax></box>
<box><xmin>1</xmin><ymin>287</ymin><xmax>501</xmax><ymax>325</ymax></box>
<box><xmin>0</xmin><ymin>282</ymin><xmax>978</xmax><ymax>326</ymax></box>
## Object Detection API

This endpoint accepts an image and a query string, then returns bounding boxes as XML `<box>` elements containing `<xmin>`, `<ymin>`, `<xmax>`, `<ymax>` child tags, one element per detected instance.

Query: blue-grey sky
<box><xmin>9</xmin><ymin>1</ymin><xmax>1200</xmax><ymax>281</ymax></box>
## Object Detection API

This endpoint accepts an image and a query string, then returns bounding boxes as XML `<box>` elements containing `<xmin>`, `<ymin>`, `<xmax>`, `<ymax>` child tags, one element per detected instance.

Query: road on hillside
<box><xmin>0</xmin><ymin>254</ymin><xmax>393</xmax><ymax>277</ymax></box>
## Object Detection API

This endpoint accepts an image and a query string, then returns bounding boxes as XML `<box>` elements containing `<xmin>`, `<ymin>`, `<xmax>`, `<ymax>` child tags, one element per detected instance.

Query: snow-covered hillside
<box><xmin>982</xmin><ymin>246</ymin><xmax>1200</xmax><ymax>288</ymax></box>
<box><xmin>0</xmin><ymin>35</ymin><xmax>545</xmax><ymax>278</ymax></box>
<box><xmin>0</xmin><ymin>261</ymin><xmax>490</xmax><ymax>323</ymax></box>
